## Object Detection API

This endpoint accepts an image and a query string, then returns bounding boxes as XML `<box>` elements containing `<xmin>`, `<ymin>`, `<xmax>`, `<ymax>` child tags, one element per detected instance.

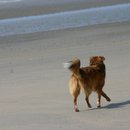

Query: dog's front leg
<box><xmin>101</xmin><ymin>91</ymin><xmax>111</xmax><ymax>102</ymax></box>
<box><xmin>97</xmin><ymin>93</ymin><xmax>101</xmax><ymax>108</ymax></box>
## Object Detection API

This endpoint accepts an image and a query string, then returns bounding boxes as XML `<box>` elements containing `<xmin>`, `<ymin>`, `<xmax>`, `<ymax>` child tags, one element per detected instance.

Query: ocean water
<box><xmin>0</xmin><ymin>0</ymin><xmax>21</xmax><ymax>3</ymax></box>
<box><xmin>0</xmin><ymin>3</ymin><xmax>130</xmax><ymax>37</ymax></box>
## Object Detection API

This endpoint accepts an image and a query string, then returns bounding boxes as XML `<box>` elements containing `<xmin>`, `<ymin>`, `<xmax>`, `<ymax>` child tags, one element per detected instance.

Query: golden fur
<box><xmin>65</xmin><ymin>56</ymin><xmax>111</xmax><ymax>112</ymax></box>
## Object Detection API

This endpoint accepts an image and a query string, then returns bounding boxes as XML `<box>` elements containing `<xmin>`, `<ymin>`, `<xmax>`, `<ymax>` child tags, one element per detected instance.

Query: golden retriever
<box><xmin>64</xmin><ymin>56</ymin><xmax>111</xmax><ymax>112</ymax></box>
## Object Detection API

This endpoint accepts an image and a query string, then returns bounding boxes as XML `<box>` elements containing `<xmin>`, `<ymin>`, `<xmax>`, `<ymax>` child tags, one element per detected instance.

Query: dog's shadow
<box><xmin>83</xmin><ymin>100</ymin><xmax>130</xmax><ymax>111</ymax></box>
<box><xmin>102</xmin><ymin>100</ymin><xmax>130</xmax><ymax>109</ymax></box>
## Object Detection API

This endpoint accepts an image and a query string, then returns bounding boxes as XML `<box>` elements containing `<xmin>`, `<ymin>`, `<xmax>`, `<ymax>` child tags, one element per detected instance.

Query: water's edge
<box><xmin>0</xmin><ymin>3</ymin><xmax>130</xmax><ymax>37</ymax></box>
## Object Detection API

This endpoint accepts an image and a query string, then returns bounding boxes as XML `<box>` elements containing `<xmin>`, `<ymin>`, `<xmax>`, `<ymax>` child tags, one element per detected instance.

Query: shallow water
<box><xmin>0</xmin><ymin>3</ymin><xmax>130</xmax><ymax>37</ymax></box>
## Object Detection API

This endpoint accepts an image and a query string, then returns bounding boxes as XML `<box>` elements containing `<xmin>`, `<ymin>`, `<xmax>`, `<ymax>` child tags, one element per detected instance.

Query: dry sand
<box><xmin>0</xmin><ymin>21</ymin><xmax>130</xmax><ymax>130</ymax></box>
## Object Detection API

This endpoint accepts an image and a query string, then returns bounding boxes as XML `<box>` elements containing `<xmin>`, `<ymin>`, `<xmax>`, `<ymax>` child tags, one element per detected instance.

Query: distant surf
<box><xmin>0</xmin><ymin>3</ymin><xmax>130</xmax><ymax>37</ymax></box>
<box><xmin>0</xmin><ymin>0</ymin><xmax>21</xmax><ymax>3</ymax></box>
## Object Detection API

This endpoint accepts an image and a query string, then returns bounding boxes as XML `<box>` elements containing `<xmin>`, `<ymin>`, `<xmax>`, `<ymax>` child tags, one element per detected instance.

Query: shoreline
<box><xmin>0</xmin><ymin>3</ymin><xmax>130</xmax><ymax>37</ymax></box>
<box><xmin>0</xmin><ymin>21</ymin><xmax>130</xmax><ymax>44</ymax></box>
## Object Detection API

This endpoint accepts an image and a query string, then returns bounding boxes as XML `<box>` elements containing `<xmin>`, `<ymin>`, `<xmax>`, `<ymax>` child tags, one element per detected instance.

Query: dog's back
<box><xmin>82</xmin><ymin>63</ymin><xmax>105</xmax><ymax>92</ymax></box>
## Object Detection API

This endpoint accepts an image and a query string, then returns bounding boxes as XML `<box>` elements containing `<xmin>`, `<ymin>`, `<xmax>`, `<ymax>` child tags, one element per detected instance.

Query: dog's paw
<box><xmin>88</xmin><ymin>104</ymin><xmax>92</xmax><ymax>108</ymax></box>
<box><xmin>107</xmin><ymin>98</ymin><xmax>111</xmax><ymax>102</ymax></box>
<box><xmin>97</xmin><ymin>105</ymin><xmax>101</xmax><ymax>108</ymax></box>
<box><xmin>75</xmin><ymin>108</ymin><xmax>80</xmax><ymax>112</ymax></box>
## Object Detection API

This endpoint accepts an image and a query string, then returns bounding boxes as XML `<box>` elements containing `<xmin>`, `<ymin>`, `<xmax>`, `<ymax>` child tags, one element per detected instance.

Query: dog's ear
<box><xmin>99</xmin><ymin>56</ymin><xmax>105</xmax><ymax>61</ymax></box>
<box><xmin>90</xmin><ymin>56</ymin><xmax>105</xmax><ymax>65</ymax></box>
<box><xmin>90</xmin><ymin>56</ymin><xmax>98</xmax><ymax>65</ymax></box>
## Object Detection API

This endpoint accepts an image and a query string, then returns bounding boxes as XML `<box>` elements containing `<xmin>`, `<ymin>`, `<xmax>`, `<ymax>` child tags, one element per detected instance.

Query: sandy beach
<box><xmin>0</xmin><ymin>21</ymin><xmax>130</xmax><ymax>129</ymax></box>
<box><xmin>0</xmin><ymin>0</ymin><xmax>130</xmax><ymax>130</ymax></box>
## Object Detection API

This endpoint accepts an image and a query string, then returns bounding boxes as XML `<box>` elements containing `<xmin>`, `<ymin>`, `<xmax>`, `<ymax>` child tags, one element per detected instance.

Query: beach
<box><xmin>0</xmin><ymin>0</ymin><xmax>130</xmax><ymax>130</ymax></box>
<box><xmin>0</xmin><ymin>22</ymin><xmax>130</xmax><ymax>130</ymax></box>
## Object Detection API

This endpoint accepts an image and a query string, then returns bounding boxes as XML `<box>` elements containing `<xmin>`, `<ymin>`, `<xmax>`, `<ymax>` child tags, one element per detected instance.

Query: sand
<box><xmin>0</xmin><ymin>21</ymin><xmax>130</xmax><ymax>130</ymax></box>
<box><xmin>1</xmin><ymin>0</ymin><xmax>130</xmax><ymax>19</ymax></box>
<box><xmin>0</xmin><ymin>0</ymin><xmax>130</xmax><ymax>129</ymax></box>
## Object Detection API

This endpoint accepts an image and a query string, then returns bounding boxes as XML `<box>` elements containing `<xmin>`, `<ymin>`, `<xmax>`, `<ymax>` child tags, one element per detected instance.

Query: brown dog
<box><xmin>64</xmin><ymin>56</ymin><xmax>111</xmax><ymax>112</ymax></box>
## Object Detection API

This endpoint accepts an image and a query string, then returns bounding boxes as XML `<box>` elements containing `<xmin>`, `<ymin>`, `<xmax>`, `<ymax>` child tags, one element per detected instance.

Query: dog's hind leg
<box><xmin>72</xmin><ymin>88</ymin><xmax>80</xmax><ymax>112</ymax></box>
<box><xmin>69</xmin><ymin>77</ymin><xmax>80</xmax><ymax>112</ymax></box>
<box><xmin>73</xmin><ymin>86</ymin><xmax>80</xmax><ymax>112</ymax></box>
<box><xmin>73</xmin><ymin>96</ymin><xmax>79</xmax><ymax>112</ymax></box>
<box><xmin>101</xmin><ymin>91</ymin><xmax>111</xmax><ymax>102</ymax></box>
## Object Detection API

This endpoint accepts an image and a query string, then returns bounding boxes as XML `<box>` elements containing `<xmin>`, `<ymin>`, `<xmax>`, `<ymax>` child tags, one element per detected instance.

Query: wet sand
<box><xmin>0</xmin><ymin>0</ymin><xmax>130</xmax><ymax>19</ymax></box>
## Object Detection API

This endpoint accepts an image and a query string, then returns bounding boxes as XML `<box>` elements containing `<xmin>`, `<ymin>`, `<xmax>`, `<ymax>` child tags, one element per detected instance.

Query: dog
<box><xmin>64</xmin><ymin>56</ymin><xmax>111</xmax><ymax>112</ymax></box>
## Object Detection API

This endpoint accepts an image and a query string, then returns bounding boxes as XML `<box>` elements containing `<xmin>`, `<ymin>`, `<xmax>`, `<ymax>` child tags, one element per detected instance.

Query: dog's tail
<box><xmin>63</xmin><ymin>62</ymin><xmax>72</xmax><ymax>69</ymax></box>
<box><xmin>63</xmin><ymin>58</ymin><xmax>82</xmax><ymax>79</ymax></box>
<box><xmin>63</xmin><ymin>58</ymin><xmax>80</xmax><ymax>69</ymax></box>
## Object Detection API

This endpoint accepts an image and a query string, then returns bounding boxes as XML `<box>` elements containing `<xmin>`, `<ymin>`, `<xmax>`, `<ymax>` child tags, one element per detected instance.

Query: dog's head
<box><xmin>89</xmin><ymin>56</ymin><xmax>105</xmax><ymax>66</ymax></box>
<box><xmin>64</xmin><ymin>58</ymin><xmax>81</xmax><ymax>73</ymax></box>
